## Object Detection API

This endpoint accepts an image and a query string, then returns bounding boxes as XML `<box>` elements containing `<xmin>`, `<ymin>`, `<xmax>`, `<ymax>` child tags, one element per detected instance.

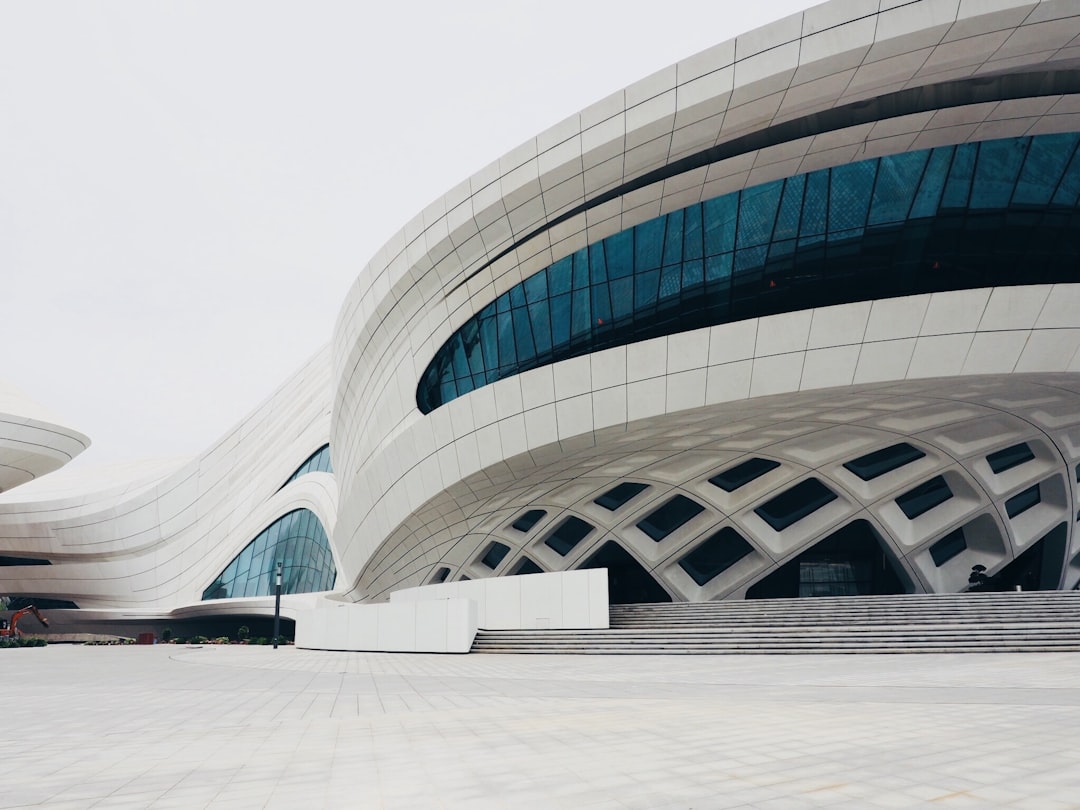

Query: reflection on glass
<box><xmin>201</xmin><ymin>508</ymin><xmax>336</xmax><ymax>600</ymax></box>
<box><xmin>419</xmin><ymin>133</ymin><xmax>1080</xmax><ymax>413</ymax></box>
<box><xmin>281</xmin><ymin>445</ymin><xmax>333</xmax><ymax>488</ymax></box>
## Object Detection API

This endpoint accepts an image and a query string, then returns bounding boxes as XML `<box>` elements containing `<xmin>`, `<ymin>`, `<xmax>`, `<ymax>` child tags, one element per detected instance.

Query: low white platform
<box><xmin>295</xmin><ymin>569</ymin><xmax>609</xmax><ymax>653</ymax></box>
<box><xmin>295</xmin><ymin>597</ymin><xmax>477</xmax><ymax>653</ymax></box>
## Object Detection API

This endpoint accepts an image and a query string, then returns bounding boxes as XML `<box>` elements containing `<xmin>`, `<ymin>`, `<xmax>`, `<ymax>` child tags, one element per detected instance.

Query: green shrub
<box><xmin>161</xmin><ymin>628</ymin><xmax>173</xmax><ymax>643</ymax></box>
<box><xmin>254</xmin><ymin>636</ymin><xmax>268</xmax><ymax>645</ymax></box>
<box><xmin>237</xmin><ymin>625</ymin><xmax>250</xmax><ymax>642</ymax></box>
<box><xmin>0</xmin><ymin>637</ymin><xmax>47</xmax><ymax>648</ymax></box>
<box><xmin>188</xmin><ymin>635</ymin><xmax>209</xmax><ymax>645</ymax></box>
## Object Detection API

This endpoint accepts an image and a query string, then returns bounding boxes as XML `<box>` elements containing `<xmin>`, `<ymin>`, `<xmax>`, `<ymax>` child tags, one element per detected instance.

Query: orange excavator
<box><xmin>0</xmin><ymin>605</ymin><xmax>49</xmax><ymax>639</ymax></box>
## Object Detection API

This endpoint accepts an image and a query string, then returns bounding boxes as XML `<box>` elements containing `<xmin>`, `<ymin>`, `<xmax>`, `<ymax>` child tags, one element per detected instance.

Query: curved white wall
<box><xmin>328</xmin><ymin>0</ymin><xmax>1080</xmax><ymax>598</ymax></box>
<box><xmin>6</xmin><ymin>0</ymin><xmax>1080</xmax><ymax>614</ymax></box>
<box><xmin>334</xmin><ymin>285</ymin><xmax>1080</xmax><ymax>599</ymax></box>
<box><xmin>0</xmin><ymin>348</ymin><xmax>337</xmax><ymax>615</ymax></box>
<box><xmin>0</xmin><ymin>379</ymin><xmax>89</xmax><ymax>493</ymax></box>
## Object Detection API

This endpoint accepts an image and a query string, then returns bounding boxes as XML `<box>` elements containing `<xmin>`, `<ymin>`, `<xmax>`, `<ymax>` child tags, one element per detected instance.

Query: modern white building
<box><xmin>4</xmin><ymin>0</ymin><xmax>1080</xmax><ymax>634</ymax></box>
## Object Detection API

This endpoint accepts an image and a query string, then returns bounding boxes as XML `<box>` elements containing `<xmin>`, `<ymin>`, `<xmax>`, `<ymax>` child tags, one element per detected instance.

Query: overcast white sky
<box><xmin>2</xmin><ymin>1</ymin><xmax>810</xmax><ymax>468</ymax></box>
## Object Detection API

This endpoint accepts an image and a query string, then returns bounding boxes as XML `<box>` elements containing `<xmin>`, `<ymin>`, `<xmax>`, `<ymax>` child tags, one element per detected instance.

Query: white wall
<box><xmin>390</xmin><ymin>568</ymin><xmax>609</xmax><ymax>630</ymax></box>
<box><xmin>295</xmin><ymin>569</ymin><xmax>608</xmax><ymax>652</ymax></box>
<box><xmin>295</xmin><ymin>598</ymin><xmax>477</xmax><ymax>653</ymax></box>
<box><xmin>0</xmin><ymin>348</ymin><xmax>338</xmax><ymax>613</ymax></box>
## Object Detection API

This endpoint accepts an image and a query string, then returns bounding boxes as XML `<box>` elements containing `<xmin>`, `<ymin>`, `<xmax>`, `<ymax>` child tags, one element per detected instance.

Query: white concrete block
<box><xmin>520</xmin><ymin>574</ymin><xmax>559</xmax><ymax>628</ymax></box>
<box><xmin>414</xmin><ymin>599</ymin><xmax>448</xmax><ymax>652</ymax></box>
<box><xmin>480</xmin><ymin>576</ymin><xmax>522</xmax><ymax>629</ymax></box>
<box><xmin>377</xmin><ymin>603</ymin><xmax>416</xmax><ymax>652</ymax></box>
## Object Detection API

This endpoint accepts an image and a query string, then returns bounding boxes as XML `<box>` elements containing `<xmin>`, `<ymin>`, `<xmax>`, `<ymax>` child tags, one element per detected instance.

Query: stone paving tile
<box><xmin>2</xmin><ymin>646</ymin><xmax>1080</xmax><ymax>808</ymax></box>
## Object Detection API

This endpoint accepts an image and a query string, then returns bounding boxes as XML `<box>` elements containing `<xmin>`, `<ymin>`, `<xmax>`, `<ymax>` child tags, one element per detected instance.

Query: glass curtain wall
<box><xmin>281</xmin><ymin>444</ymin><xmax>332</xmax><ymax>487</ymax></box>
<box><xmin>419</xmin><ymin>132</ymin><xmax>1080</xmax><ymax>413</ymax></box>
<box><xmin>202</xmin><ymin>509</ymin><xmax>336</xmax><ymax>600</ymax></box>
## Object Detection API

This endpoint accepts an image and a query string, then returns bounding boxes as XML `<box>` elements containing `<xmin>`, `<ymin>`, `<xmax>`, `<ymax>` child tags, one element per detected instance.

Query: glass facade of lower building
<box><xmin>281</xmin><ymin>444</ymin><xmax>332</xmax><ymax>488</ymax></box>
<box><xmin>201</xmin><ymin>509</ymin><xmax>336</xmax><ymax>600</ymax></box>
<box><xmin>419</xmin><ymin>132</ymin><xmax>1080</xmax><ymax>413</ymax></box>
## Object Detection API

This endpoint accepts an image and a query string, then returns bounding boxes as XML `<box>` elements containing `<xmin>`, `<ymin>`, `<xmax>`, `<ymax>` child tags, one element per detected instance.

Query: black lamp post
<box><xmin>272</xmin><ymin>561</ymin><xmax>283</xmax><ymax>649</ymax></box>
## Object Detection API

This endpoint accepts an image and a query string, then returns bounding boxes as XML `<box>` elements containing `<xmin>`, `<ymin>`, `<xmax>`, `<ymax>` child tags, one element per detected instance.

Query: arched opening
<box><xmin>579</xmin><ymin>541</ymin><xmax>671</xmax><ymax>604</ymax></box>
<box><xmin>747</xmin><ymin>520</ymin><xmax>910</xmax><ymax>599</ymax></box>
<box><xmin>971</xmin><ymin>523</ymin><xmax>1068</xmax><ymax>592</ymax></box>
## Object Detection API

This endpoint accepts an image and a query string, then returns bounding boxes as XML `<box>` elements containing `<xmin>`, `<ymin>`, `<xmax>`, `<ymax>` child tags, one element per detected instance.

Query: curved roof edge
<box><xmin>0</xmin><ymin>378</ymin><xmax>90</xmax><ymax>492</ymax></box>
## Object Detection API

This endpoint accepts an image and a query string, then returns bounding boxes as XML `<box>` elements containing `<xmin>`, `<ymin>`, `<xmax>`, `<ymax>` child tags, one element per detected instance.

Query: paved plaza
<box><xmin>3</xmin><ymin>645</ymin><xmax>1080</xmax><ymax>809</ymax></box>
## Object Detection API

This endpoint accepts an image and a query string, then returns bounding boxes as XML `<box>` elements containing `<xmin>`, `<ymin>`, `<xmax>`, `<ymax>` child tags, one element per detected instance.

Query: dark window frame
<box><xmin>636</xmin><ymin>495</ymin><xmax>706</xmax><ymax>542</ymax></box>
<box><xmin>754</xmin><ymin>478</ymin><xmax>837</xmax><ymax>532</ymax></box>
<box><xmin>709</xmin><ymin>458</ymin><xmax>780</xmax><ymax>492</ymax></box>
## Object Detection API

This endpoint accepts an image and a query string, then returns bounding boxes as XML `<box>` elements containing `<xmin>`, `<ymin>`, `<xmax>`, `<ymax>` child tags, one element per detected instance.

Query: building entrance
<box><xmin>747</xmin><ymin>520</ymin><xmax>909</xmax><ymax>599</ymax></box>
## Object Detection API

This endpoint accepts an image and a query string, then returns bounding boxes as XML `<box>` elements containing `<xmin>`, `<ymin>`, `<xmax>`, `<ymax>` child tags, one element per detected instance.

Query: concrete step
<box><xmin>472</xmin><ymin>592</ymin><xmax>1080</xmax><ymax>654</ymax></box>
<box><xmin>475</xmin><ymin>648</ymin><xmax>1080</xmax><ymax>652</ymax></box>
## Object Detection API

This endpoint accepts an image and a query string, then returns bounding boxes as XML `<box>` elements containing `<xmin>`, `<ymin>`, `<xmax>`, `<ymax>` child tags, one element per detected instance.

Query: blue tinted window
<box><xmin>709</xmin><ymin>458</ymin><xmax>780</xmax><ymax>492</ymax></box>
<box><xmin>678</xmin><ymin>527</ymin><xmax>754</xmax><ymax>586</ymax></box>
<box><xmin>511</xmin><ymin>509</ymin><xmax>546</xmax><ymax>533</ymax></box>
<box><xmin>281</xmin><ymin>444</ymin><xmax>333</xmax><ymax>488</ymax></box>
<box><xmin>418</xmin><ymin>133</ymin><xmax>1080</xmax><ymax>413</ymax></box>
<box><xmin>869</xmin><ymin>150</ymin><xmax>928</xmax><ymax>225</ymax></box>
<box><xmin>637</xmin><ymin>495</ymin><xmax>705</xmax><ymax>541</ymax></box>
<box><xmin>971</xmin><ymin>138</ymin><xmax>1028</xmax><ymax>209</ymax></box>
<box><xmin>754</xmin><ymin>479</ymin><xmax>836</xmax><ymax>531</ymax></box>
<box><xmin>1005</xmin><ymin>484</ymin><xmax>1040</xmax><ymax>518</ymax></box>
<box><xmin>595</xmin><ymin>482</ymin><xmax>650</xmax><ymax>511</ymax></box>
<box><xmin>896</xmin><ymin>476</ymin><xmax>952</xmax><ymax>520</ymax></box>
<box><xmin>843</xmin><ymin>443</ymin><xmax>925</xmax><ymax>481</ymax></box>
<box><xmin>202</xmin><ymin>508</ymin><xmax>336</xmax><ymax>600</ymax></box>
<box><xmin>1015</xmin><ymin>133</ymin><xmax>1078</xmax><ymax>205</ymax></box>
<box><xmin>986</xmin><ymin>443</ymin><xmax>1034</xmax><ymax>474</ymax></box>
<box><xmin>544</xmin><ymin>516</ymin><xmax>593</xmax><ymax>556</ymax></box>
<box><xmin>930</xmin><ymin>528</ymin><xmax>966</xmax><ymax>567</ymax></box>
<box><xmin>480</xmin><ymin>541</ymin><xmax>511</xmax><ymax>570</ymax></box>
<box><xmin>510</xmin><ymin>557</ymin><xmax>543</xmax><ymax>576</ymax></box>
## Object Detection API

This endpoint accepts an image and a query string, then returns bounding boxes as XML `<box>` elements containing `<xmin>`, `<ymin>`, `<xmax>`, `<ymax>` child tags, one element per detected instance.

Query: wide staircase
<box><xmin>470</xmin><ymin>591</ymin><xmax>1080</xmax><ymax>654</ymax></box>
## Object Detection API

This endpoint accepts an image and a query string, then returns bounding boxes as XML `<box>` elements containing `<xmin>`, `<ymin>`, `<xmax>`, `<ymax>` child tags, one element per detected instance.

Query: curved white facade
<box><xmin>4</xmin><ymin>0</ymin><xmax>1080</xmax><ymax>624</ymax></box>
<box><xmin>0</xmin><ymin>349</ymin><xmax>336</xmax><ymax>623</ymax></box>
<box><xmin>330</xmin><ymin>0</ymin><xmax>1080</xmax><ymax>602</ymax></box>
<box><xmin>0</xmin><ymin>379</ymin><xmax>89</xmax><ymax>493</ymax></box>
